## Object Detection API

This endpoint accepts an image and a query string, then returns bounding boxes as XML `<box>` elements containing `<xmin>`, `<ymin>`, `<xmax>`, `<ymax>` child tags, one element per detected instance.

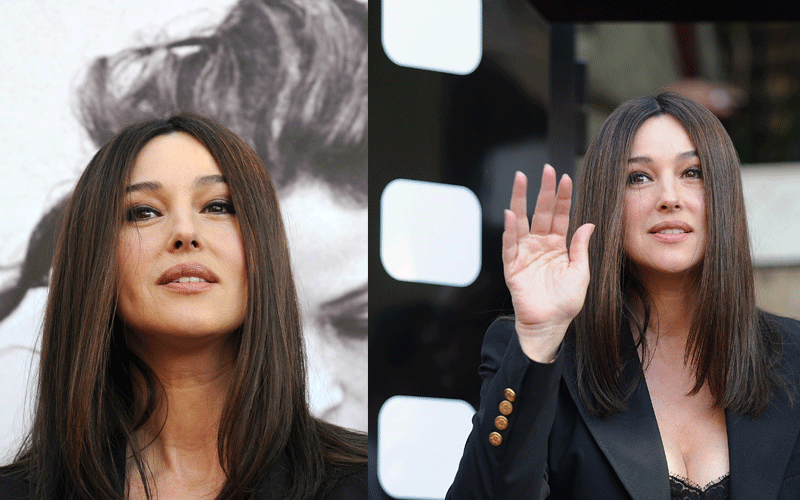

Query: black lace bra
<box><xmin>669</xmin><ymin>473</ymin><xmax>730</xmax><ymax>500</ymax></box>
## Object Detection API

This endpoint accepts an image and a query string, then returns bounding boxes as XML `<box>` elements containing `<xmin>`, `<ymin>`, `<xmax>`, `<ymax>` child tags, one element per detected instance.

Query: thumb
<box><xmin>569</xmin><ymin>223</ymin><xmax>595</xmax><ymax>269</ymax></box>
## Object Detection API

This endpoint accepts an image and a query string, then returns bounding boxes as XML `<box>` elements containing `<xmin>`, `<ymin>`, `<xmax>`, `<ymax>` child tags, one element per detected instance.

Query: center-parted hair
<box><xmin>567</xmin><ymin>92</ymin><xmax>785</xmax><ymax>418</ymax></box>
<box><xmin>7</xmin><ymin>114</ymin><xmax>365</xmax><ymax>500</ymax></box>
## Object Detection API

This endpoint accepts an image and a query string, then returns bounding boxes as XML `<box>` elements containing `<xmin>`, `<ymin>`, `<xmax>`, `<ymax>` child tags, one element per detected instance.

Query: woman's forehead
<box><xmin>130</xmin><ymin>132</ymin><xmax>222</xmax><ymax>184</ymax></box>
<box><xmin>629</xmin><ymin>115</ymin><xmax>696</xmax><ymax>159</ymax></box>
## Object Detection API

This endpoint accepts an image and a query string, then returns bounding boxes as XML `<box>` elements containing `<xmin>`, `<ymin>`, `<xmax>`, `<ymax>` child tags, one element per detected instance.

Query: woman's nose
<box><xmin>168</xmin><ymin>212</ymin><xmax>202</xmax><ymax>251</ymax></box>
<box><xmin>657</xmin><ymin>179</ymin><xmax>682</xmax><ymax>211</ymax></box>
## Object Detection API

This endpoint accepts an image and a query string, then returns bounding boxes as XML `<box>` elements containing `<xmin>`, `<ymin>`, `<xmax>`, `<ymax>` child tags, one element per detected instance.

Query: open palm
<box><xmin>502</xmin><ymin>165</ymin><xmax>595</xmax><ymax>359</ymax></box>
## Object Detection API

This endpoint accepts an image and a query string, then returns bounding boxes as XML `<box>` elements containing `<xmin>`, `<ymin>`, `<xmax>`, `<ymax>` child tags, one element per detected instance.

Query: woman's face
<box><xmin>623</xmin><ymin>114</ymin><xmax>707</xmax><ymax>280</ymax></box>
<box><xmin>116</xmin><ymin>132</ymin><xmax>248</xmax><ymax>347</ymax></box>
<box><xmin>280</xmin><ymin>180</ymin><xmax>367</xmax><ymax>431</ymax></box>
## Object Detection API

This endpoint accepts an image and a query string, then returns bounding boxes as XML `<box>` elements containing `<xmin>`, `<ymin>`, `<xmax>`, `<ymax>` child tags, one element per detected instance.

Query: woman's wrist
<box><xmin>515</xmin><ymin>320</ymin><xmax>569</xmax><ymax>363</ymax></box>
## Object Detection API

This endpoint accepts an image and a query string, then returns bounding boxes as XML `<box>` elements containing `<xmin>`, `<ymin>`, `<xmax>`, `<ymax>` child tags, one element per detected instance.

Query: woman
<box><xmin>447</xmin><ymin>93</ymin><xmax>800</xmax><ymax>499</ymax></box>
<box><xmin>0</xmin><ymin>114</ymin><xmax>366</xmax><ymax>499</ymax></box>
<box><xmin>0</xmin><ymin>0</ymin><xmax>367</xmax><ymax>435</ymax></box>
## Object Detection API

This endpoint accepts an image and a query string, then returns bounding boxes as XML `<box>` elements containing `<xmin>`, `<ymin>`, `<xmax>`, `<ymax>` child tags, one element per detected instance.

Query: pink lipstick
<box><xmin>157</xmin><ymin>263</ymin><xmax>218</xmax><ymax>293</ymax></box>
<box><xmin>648</xmin><ymin>220</ymin><xmax>693</xmax><ymax>243</ymax></box>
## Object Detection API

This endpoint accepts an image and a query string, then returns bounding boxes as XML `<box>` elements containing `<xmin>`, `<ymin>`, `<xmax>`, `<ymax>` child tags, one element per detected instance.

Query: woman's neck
<box><xmin>127</xmin><ymin>337</ymin><xmax>235</xmax><ymax>495</ymax></box>
<box><xmin>631</xmin><ymin>269</ymin><xmax>699</xmax><ymax>365</ymax></box>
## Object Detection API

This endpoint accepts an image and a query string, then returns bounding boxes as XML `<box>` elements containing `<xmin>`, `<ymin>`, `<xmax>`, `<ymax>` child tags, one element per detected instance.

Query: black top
<box><xmin>670</xmin><ymin>473</ymin><xmax>729</xmax><ymax>500</ymax></box>
<box><xmin>0</xmin><ymin>461</ymin><xmax>366</xmax><ymax>500</ymax></box>
<box><xmin>0</xmin><ymin>476</ymin><xmax>26</xmax><ymax>500</ymax></box>
<box><xmin>669</xmin><ymin>474</ymin><xmax>731</xmax><ymax>500</ymax></box>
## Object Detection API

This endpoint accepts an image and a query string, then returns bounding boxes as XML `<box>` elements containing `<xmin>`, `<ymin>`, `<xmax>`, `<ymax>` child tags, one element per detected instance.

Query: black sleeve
<box><xmin>445</xmin><ymin>319</ymin><xmax>565</xmax><ymax>500</ymax></box>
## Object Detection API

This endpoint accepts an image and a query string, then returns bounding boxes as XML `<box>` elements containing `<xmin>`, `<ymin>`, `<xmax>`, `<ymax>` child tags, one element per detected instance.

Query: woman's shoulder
<box><xmin>313</xmin><ymin>420</ymin><xmax>367</xmax><ymax>499</ymax></box>
<box><xmin>766</xmin><ymin>312</ymin><xmax>800</xmax><ymax>336</ymax></box>
<box><xmin>762</xmin><ymin>311</ymin><xmax>800</xmax><ymax>348</ymax></box>
<box><xmin>0</xmin><ymin>474</ymin><xmax>29</xmax><ymax>500</ymax></box>
<box><xmin>761</xmin><ymin>311</ymin><xmax>800</xmax><ymax>373</ymax></box>
<box><xmin>318</xmin><ymin>464</ymin><xmax>366</xmax><ymax>499</ymax></box>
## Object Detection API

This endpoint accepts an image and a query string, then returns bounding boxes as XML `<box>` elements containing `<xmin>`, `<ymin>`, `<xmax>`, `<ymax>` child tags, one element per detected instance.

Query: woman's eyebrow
<box><xmin>126</xmin><ymin>181</ymin><xmax>162</xmax><ymax>193</ymax></box>
<box><xmin>124</xmin><ymin>175</ymin><xmax>226</xmax><ymax>193</ymax></box>
<box><xmin>194</xmin><ymin>174</ymin><xmax>227</xmax><ymax>187</ymax></box>
<box><xmin>627</xmin><ymin>155</ymin><xmax>651</xmax><ymax>164</ymax></box>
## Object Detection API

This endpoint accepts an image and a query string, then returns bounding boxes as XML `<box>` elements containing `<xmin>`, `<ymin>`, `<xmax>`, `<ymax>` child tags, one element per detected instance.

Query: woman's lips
<box><xmin>648</xmin><ymin>221</ymin><xmax>693</xmax><ymax>243</ymax></box>
<box><xmin>160</xmin><ymin>281</ymin><xmax>214</xmax><ymax>293</ymax></box>
<box><xmin>650</xmin><ymin>231</ymin><xmax>690</xmax><ymax>243</ymax></box>
<box><xmin>157</xmin><ymin>263</ymin><xmax>218</xmax><ymax>293</ymax></box>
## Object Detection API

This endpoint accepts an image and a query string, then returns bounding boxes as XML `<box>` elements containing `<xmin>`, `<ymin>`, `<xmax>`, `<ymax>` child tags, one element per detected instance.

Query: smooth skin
<box><xmin>117</xmin><ymin>133</ymin><xmax>248</xmax><ymax>346</ymax></box>
<box><xmin>624</xmin><ymin>115</ymin><xmax>706</xmax><ymax>282</ymax></box>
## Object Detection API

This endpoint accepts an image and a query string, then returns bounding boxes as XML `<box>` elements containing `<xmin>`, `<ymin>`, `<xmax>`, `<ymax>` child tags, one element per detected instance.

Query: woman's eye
<box><xmin>125</xmin><ymin>205</ymin><xmax>161</xmax><ymax>222</ymax></box>
<box><xmin>204</xmin><ymin>201</ymin><xmax>236</xmax><ymax>215</ymax></box>
<box><xmin>685</xmin><ymin>167</ymin><xmax>703</xmax><ymax>179</ymax></box>
<box><xmin>627</xmin><ymin>172</ymin><xmax>649</xmax><ymax>184</ymax></box>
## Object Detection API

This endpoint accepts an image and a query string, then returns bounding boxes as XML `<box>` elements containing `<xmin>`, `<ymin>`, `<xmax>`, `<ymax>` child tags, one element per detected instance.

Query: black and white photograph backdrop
<box><xmin>0</xmin><ymin>0</ymin><xmax>367</xmax><ymax>460</ymax></box>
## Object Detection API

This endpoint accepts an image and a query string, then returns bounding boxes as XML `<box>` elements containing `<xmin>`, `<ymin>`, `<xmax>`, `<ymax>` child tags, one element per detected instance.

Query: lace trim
<box><xmin>669</xmin><ymin>473</ymin><xmax>730</xmax><ymax>500</ymax></box>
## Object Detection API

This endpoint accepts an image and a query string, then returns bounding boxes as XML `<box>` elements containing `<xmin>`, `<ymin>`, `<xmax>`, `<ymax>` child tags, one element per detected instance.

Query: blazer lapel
<box><xmin>727</xmin><ymin>334</ymin><xmax>800</xmax><ymax>500</ymax></box>
<box><xmin>562</xmin><ymin>332</ymin><xmax>670</xmax><ymax>500</ymax></box>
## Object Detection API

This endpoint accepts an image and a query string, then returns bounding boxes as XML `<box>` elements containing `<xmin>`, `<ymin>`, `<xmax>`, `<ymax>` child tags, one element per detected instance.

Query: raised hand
<box><xmin>502</xmin><ymin>165</ymin><xmax>595</xmax><ymax>362</ymax></box>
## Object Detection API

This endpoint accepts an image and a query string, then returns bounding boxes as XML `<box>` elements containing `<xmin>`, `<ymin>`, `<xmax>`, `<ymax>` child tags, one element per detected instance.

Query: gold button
<box><xmin>494</xmin><ymin>415</ymin><xmax>508</xmax><ymax>431</ymax></box>
<box><xmin>499</xmin><ymin>400</ymin><xmax>513</xmax><ymax>415</ymax></box>
<box><xmin>489</xmin><ymin>432</ymin><xmax>502</xmax><ymax>446</ymax></box>
<box><xmin>504</xmin><ymin>388</ymin><xmax>516</xmax><ymax>402</ymax></box>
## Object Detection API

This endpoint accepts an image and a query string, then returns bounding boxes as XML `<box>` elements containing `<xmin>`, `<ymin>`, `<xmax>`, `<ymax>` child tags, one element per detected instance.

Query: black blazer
<box><xmin>447</xmin><ymin>316</ymin><xmax>800</xmax><ymax>499</ymax></box>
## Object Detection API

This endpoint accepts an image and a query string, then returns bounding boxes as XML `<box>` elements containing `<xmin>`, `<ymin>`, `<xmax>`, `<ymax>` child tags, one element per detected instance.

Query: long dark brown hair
<box><xmin>2</xmin><ymin>114</ymin><xmax>365</xmax><ymax>499</ymax></box>
<box><xmin>568</xmin><ymin>92</ymin><xmax>785</xmax><ymax>418</ymax></box>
